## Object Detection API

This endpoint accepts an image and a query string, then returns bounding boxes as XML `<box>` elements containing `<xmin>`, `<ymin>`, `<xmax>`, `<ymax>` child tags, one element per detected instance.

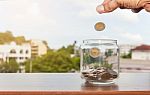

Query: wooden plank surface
<box><xmin>0</xmin><ymin>73</ymin><xmax>149</xmax><ymax>95</ymax></box>
<box><xmin>0</xmin><ymin>91</ymin><xmax>149</xmax><ymax>95</ymax></box>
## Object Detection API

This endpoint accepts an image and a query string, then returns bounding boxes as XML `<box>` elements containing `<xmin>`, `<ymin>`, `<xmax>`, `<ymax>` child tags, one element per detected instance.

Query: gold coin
<box><xmin>94</xmin><ymin>22</ymin><xmax>105</xmax><ymax>31</ymax></box>
<box><xmin>90</xmin><ymin>47</ymin><xmax>100</xmax><ymax>58</ymax></box>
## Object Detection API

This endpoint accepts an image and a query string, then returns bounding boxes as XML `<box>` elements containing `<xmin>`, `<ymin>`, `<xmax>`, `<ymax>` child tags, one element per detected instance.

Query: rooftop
<box><xmin>132</xmin><ymin>45</ymin><xmax>150</xmax><ymax>51</ymax></box>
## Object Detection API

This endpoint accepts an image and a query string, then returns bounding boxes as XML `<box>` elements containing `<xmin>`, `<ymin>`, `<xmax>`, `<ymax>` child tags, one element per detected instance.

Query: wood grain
<box><xmin>0</xmin><ymin>73</ymin><xmax>149</xmax><ymax>95</ymax></box>
<box><xmin>0</xmin><ymin>91</ymin><xmax>149</xmax><ymax>95</ymax></box>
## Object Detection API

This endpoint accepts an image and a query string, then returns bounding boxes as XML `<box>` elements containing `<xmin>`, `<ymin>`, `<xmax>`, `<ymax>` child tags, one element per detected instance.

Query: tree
<box><xmin>25</xmin><ymin>46</ymin><xmax>80</xmax><ymax>73</ymax></box>
<box><xmin>0</xmin><ymin>31</ymin><xmax>29</xmax><ymax>45</ymax></box>
<box><xmin>0</xmin><ymin>31</ymin><xmax>14</xmax><ymax>44</ymax></box>
<box><xmin>14</xmin><ymin>36</ymin><xmax>26</xmax><ymax>45</ymax></box>
<box><xmin>121</xmin><ymin>51</ymin><xmax>131</xmax><ymax>59</ymax></box>
<box><xmin>58</xmin><ymin>44</ymin><xmax>74</xmax><ymax>54</ymax></box>
<box><xmin>0</xmin><ymin>59</ymin><xmax>19</xmax><ymax>73</ymax></box>
<box><xmin>71</xmin><ymin>56</ymin><xmax>80</xmax><ymax>70</ymax></box>
<box><xmin>105</xmin><ymin>49</ymin><xmax>113</xmax><ymax>57</ymax></box>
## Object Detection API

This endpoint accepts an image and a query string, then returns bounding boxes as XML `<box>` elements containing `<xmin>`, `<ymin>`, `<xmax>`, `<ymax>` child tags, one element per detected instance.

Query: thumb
<box><xmin>96</xmin><ymin>0</ymin><xmax>119</xmax><ymax>14</ymax></box>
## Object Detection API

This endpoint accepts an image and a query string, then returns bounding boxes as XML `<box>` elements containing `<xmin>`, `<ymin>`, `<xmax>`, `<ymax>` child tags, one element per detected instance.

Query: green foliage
<box><xmin>0</xmin><ymin>31</ymin><xmax>79</xmax><ymax>73</ymax></box>
<box><xmin>58</xmin><ymin>45</ymin><xmax>74</xmax><ymax>54</ymax></box>
<box><xmin>83</xmin><ymin>54</ymin><xmax>103</xmax><ymax>64</ymax></box>
<box><xmin>66</xmin><ymin>45</ymin><xmax>74</xmax><ymax>54</ymax></box>
<box><xmin>101</xmin><ymin>62</ymin><xmax>113</xmax><ymax>69</ymax></box>
<box><xmin>42</xmin><ymin>40</ymin><xmax>49</xmax><ymax>49</ymax></box>
<box><xmin>0</xmin><ymin>31</ymin><xmax>14</xmax><ymax>44</ymax></box>
<box><xmin>121</xmin><ymin>52</ymin><xmax>131</xmax><ymax>59</ymax></box>
<box><xmin>105</xmin><ymin>49</ymin><xmax>113</xmax><ymax>57</ymax></box>
<box><xmin>71</xmin><ymin>56</ymin><xmax>80</xmax><ymax>70</ymax></box>
<box><xmin>25</xmin><ymin>46</ymin><xmax>80</xmax><ymax>73</ymax></box>
<box><xmin>0</xmin><ymin>59</ymin><xmax>19</xmax><ymax>73</ymax></box>
<box><xmin>0</xmin><ymin>31</ymin><xmax>26</xmax><ymax>45</ymax></box>
<box><xmin>90</xmin><ymin>62</ymin><xmax>113</xmax><ymax>70</ymax></box>
<box><xmin>14</xmin><ymin>36</ymin><xmax>26</xmax><ymax>45</ymax></box>
<box><xmin>83</xmin><ymin>54</ymin><xmax>91</xmax><ymax>64</ymax></box>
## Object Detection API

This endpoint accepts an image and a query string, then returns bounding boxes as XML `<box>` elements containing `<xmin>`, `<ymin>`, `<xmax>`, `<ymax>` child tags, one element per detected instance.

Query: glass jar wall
<box><xmin>80</xmin><ymin>39</ymin><xmax>120</xmax><ymax>84</ymax></box>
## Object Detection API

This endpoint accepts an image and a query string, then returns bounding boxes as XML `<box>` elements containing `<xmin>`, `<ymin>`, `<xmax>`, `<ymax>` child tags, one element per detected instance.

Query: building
<box><xmin>132</xmin><ymin>45</ymin><xmax>150</xmax><ymax>60</ymax></box>
<box><xmin>119</xmin><ymin>44</ymin><xmax>137</xmax><ymax>56</ymax></box>
<box><xmin>0</xmin><ymin>42</ymin><xmax>31</xmax><ymax>73</ymax></box>
<box><xmin>0</xmin><ymin>42</ymin><xmax>31</xmax><ymax>63</ymax></box>
<box><xmin>30</xmin><ymin>40</ymin><xmax>48</xmax><ymax>58</ymax></box>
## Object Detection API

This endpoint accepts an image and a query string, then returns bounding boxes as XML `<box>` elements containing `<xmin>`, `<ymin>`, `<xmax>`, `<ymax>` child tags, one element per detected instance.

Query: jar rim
<box><xmin>83</xmin><ymin>39</ymin><xmax>117</xmax><ymax>43</ymax></box>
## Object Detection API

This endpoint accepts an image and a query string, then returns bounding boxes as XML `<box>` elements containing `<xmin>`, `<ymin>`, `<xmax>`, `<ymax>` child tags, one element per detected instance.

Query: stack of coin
<box><xmin>107</xmin><ymin>69</ymin><xmax>118</xmax><ymax>78</ymax></box>
<box><xmin>81</xmin><ymin>67</ymin><xmax>118</xmax><ymax>81</ymax></box>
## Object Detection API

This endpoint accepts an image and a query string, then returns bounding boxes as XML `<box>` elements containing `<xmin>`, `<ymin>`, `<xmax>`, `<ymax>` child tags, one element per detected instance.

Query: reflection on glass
<box><xmin>81</xmin><ymin>81</ymin><xmax>119</xmax><ymax>91</ymax></box>
<box><xmin>80</xmin><ymin>39</ymin><xmax>120</xmax><ymax>85</ymax></box>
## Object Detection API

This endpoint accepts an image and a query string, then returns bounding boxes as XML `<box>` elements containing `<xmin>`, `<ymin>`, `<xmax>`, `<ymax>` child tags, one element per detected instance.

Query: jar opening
<box><xmin>83</xmin><ymin>39</ymin><xmax>117</xmax><ymax>46</ymax></box>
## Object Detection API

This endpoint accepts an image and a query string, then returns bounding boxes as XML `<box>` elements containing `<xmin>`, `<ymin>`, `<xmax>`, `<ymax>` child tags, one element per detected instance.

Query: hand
<box><xmin>96</xmin><ymin>0</ymin><xmax>150</xmax><ymax>13</ymax></box>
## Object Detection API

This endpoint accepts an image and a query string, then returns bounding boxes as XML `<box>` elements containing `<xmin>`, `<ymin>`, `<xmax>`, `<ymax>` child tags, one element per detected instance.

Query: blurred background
<box><xmin>0</xmin><ymin>0</ymin><xmax>149</xmax><ymax>73</ymax></box>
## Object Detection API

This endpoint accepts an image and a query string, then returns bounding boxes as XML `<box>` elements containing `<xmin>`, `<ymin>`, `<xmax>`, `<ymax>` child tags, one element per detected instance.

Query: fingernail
<box><xmin>96</xmin><ymin>5</ymin><xmax>106</xmax><ymax>14</ymax></box>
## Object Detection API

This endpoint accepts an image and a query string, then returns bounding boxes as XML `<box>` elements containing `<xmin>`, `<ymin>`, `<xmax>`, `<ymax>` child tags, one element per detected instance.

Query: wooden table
<box><xmin>0</xmin><ymin>73</ymin><xmax>149</xmax><ymax>95</ymax></box>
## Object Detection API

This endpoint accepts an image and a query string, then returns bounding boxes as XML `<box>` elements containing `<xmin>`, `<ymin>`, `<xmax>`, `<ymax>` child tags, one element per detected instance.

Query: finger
<box><xmin>137</xmin><ymin>0</ymin><xmax>150</xmax><ymax>8</ymax></box>
<box><xmin>96</xmin><ymin>0</ymin><xmax>119</xmax><ymax>14</ymax></box>
<box><xmin>103</xmin><ymin>0</ymin><xmax>119</xmax><ymax>12</ymax></box>
<box><xmin>119</xmin><ymin>6</ymin><xmax>126</xmax><ymax>9</ymax></box>
<box><xmin>96</xmin><ymin>5</ymin><xmax>105</xmax><ymax>14</ymax></box>
<box><xmin>102</xmin><ymin>0</ymin><xmax>112</xmax><ymax>5</ymax></box>
<box><xmin>144</xmin><ymin>3</ymin><xmax>150</xmax><ymax>12</ymax></box>
<box><xmin>96</xmin><ymin>0</ymin><xmax>111</xmax><ymax>14</ymax></box>
<box><xmin>131</xmin><ymin>7</ymin><xmax>143</xmax><ymax>13</ymax></box>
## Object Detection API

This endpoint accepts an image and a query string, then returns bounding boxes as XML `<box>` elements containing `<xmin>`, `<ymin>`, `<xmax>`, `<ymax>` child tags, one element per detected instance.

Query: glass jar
<box><xmin>80</xmin><ymin>39</ymin><xmax>119</xmax><ymax>84</ymax></box>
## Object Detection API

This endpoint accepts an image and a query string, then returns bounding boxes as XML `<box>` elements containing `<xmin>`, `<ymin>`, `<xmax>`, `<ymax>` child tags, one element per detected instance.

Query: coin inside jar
<box><xmin>94</xmin><ymin>22</ymin><xmax>105</xmax><ymax>31</ymax></box>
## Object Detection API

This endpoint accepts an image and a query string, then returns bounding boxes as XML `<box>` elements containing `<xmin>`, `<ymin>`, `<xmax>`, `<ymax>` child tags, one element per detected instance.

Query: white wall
<box><xmin>31</xmin><ymin>40</ymin><xmax>47</xmax><ymax>56</ymax></box>
<box><xmin>119</xmin><ymin>44</ymin><xmax>137</xmax><ymax>55</ymax></box>
<box><xmin>132</xmin><ymin>51</ymin><xmax>150</xmax><ymax>60</ymax></box>
<box><xmin>0</xmin><ymin>42</ymin><xmax>31</xmax><ymax>63</ymax></box>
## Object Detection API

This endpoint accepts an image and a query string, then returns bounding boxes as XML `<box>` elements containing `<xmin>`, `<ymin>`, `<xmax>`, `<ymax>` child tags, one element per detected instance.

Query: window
<box><xmin>20</xmin><ymin>50</ymin><xmax>23</xmax><ymax>54</ymax></box>
<box><xmin>26</xmin><ymin>50</ymin><xmax>29</xmax><ymax>54</ymax></box>
<box><xmin>19</xmin><ymin>57</ymin><xmax>23</xmax><ymax>60</ymax></box>
<box><xmin>10</xmin><ymin>49</ymin><xmax>16</xmax><ymax>54</ymax></box>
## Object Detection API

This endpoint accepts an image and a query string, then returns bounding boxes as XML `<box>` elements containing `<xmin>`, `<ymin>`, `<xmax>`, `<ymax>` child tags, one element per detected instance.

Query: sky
<box><xmin>0</xmin><ymin>0</ymin><xmax>149</xmax><ymax>49</ymax></box>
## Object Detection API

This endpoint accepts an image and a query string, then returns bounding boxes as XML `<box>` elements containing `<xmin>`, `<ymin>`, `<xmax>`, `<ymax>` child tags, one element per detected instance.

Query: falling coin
<box><xmin>94</xmin><ymin>22</ymin><xmax>105</xmax><ymax>31</ymax></box>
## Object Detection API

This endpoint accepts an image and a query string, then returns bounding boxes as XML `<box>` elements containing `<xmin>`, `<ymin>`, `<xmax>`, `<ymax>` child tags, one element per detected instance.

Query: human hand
<box><xmin>96</xmin><ymin>0</ymin><xmax>150</xmax><ymax>13</ymax></box>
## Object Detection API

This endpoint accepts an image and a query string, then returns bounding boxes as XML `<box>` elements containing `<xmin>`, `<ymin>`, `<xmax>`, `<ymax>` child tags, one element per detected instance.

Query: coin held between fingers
<box><xmin>96</xmin><ymin>5</ymin><xmax>105</xmax><ymax>14</ymax></box>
